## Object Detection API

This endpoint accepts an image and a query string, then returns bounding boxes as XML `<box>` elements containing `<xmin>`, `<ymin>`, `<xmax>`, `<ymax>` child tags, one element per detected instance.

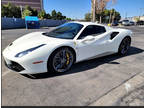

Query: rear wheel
<box><xmin>118</xmin><ymin>37</ymin><xmax>131</xmax><ymax>55</ymax></box>
<box><xmin>48</xmin><ymin>47</ymin><xmax>74</xmax><ymax>73</ymax></box>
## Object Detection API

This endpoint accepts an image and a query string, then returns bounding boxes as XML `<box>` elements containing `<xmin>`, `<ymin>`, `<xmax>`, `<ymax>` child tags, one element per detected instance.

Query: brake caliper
<box><xmin>66</xmin><ymin>52</ymin><xmax>70</xmax><ymax>65</ymax></box>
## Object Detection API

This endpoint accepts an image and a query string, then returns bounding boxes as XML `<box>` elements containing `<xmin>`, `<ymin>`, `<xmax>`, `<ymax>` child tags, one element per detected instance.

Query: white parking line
<box><xmin>2</xmin><ymin>70</ymin><xmax>11</xmax><ymax>77</ymax></box>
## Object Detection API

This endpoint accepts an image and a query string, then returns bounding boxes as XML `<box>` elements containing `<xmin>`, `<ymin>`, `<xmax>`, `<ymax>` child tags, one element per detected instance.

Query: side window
<box><xmin>78</xmin><ymin>25</ymin><xmax>94</xmax><ymax>39</ymax></box>
<box><xmin>78</xmin><ymin>25</ymin><xmax>106</xmax><ymax>39</ymax></box>
<box><xmin>94</xmin><ymin>26</ymin><xmax>106</xmax><ymax>34</ymax></box>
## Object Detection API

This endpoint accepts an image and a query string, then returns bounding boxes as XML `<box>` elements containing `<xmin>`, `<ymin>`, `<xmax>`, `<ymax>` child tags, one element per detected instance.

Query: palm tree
<box><xmin>108</xmin><ymin>0</ymin><xmax>117</xmax><ymax>23</ymax></box>
<box><xmin>91</xmin><ymin>0</ymin><xmax>96</xmax><ymax>22</ymax></box>
<box><xmin>91</xmin><ymin>0</ymin><xmax>116</xmax><ymax>23</ymax></box>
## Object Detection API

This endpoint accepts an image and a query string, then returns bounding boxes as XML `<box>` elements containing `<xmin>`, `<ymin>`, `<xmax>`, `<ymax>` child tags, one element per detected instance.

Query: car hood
<box><xmin>8</xmin><ymin>32</ymin><xmax>69</xmax><ymax>53</ymax></box>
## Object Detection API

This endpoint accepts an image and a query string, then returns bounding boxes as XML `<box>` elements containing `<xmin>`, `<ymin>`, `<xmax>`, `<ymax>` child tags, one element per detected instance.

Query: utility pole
<box><xmin>20</xmin><ymin>5</ymin><xmax>23</xmax><ymax>18</ymax></box>
<box><xmin>140</xmin><ymin>8</ymin><xmax>144</xmax><ymax>19</ymax></box>
<box><xmin>125</xmin><ymin>12</ymin><xmax>127</xmax><ymax>19</ymax></box>
<box><xmin>109</xmin><ymin>10</ymin><xmax>112</xmax><ymax>24</ymax></box>
<box><xmin>92</xmin><ymin>0</ymin><xmax>96</xmax><ymax>22</ymax></box>
<box><xmin>112</xmin><ymin>10</ymin><xmax>115</xmax><ymax>23</ymax></box>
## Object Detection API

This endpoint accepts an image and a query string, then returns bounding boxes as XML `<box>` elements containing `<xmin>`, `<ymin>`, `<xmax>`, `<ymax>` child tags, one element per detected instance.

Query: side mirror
<box><xmin>82</xmin><ymin>35</ymin><xmax>95</xmax><ymax>43</ymax></box>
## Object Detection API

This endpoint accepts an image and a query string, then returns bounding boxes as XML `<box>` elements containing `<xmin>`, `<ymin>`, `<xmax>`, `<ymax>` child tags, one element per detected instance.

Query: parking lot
<box><xmin>2</xmin><ymin>26</ymin><xmax>144</xmax><ymax>106</ymax></box>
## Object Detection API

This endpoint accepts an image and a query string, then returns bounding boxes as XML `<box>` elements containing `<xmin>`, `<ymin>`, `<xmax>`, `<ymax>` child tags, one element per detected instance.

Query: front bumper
<box><xmin>3</xmin><ymin>47</ymin><xmax>48</xmax><ymax>74</ymax></box>
<box><xmin>4</xmin><ymin>60</ymin><xmax>25</xmax><ymax>72</ymax></box>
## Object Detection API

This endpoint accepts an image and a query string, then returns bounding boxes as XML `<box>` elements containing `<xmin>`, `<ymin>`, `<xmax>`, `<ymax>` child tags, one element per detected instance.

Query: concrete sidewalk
<box><xmin>89</xmin><ymin>71</ymin><xmax>144</xmax><ymax>106</ymax></box>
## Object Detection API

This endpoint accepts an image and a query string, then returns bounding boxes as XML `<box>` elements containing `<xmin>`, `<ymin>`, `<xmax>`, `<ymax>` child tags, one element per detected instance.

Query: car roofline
<box><xmin>68</xmin><ymin>21</ymin><xmax>101</xmax><ymax>25</ymax></box>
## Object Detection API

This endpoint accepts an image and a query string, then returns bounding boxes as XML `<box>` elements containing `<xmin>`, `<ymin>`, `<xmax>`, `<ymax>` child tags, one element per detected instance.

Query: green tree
<box><xmin>22</xmin><ymin>9</ymin><xmax>32</xmax><ymax>18</ymax></box>
<box><xmin>32</xmin><ymin>9</ymin><xmax>38</xmax><ymax>16</ymax></box>
<box><xmin>66</xmin><ymin>18</ymin><xmax>71</xmax><ymax>21</ymax></box>
<box><xmin>2</xmin><ymin>3</ymin><xmax>21</xmax><ymax>18</ymax></box>
<box><xmin>50</xmin><ymin>9</ymin><xmax>68</xmax><ymax>20</ymax></box>
<box><xmin>114</xmin><ymin>11</ymin><xmax>121</xmax><ymax>22</ymax></box>
<box><xmin>51</xmin><ymin>10</ymin><xmax>57</xmax><ymax>20</ymax></box>
<box><xmin>46</xmin><ymin>13</ymin><xmax>51</xmax><ymax>19</ymax></box>
<box><xmin>62</xmin><ymin>16</ymin><xmax>66</xmax><ymax>20</ymax></box>
<box><xmin>6</xmin><ymin>3</ymin><xmax>15</xmax><ymax>17</ymax></box>
<box><xmin>2</xmin><ymin>3</ymin><xmax>39</xmax><ymax>18</ymax></box>
<box><xmin>57</xmin><ymin>12</ymin><xmax>63</xmax><ymax>20</ymax></box>
<box><xmin>85</xmin><ymin>13</ymin><xmax>91</xmax><ymax>21</ymax></box>
<box><xmin>103</xmin><ymin>9</ymin><xmax>110</xmax><ymax>23</ymax></box>
<box><xmin>38</xmin><ymin>10</ymin><xmax>47</xmax><ymax>19</ymax></box>
<box><xmin>11</xmin><ymin>5</ymin><xmax>21</xmax><ymax>18</ymax></box>
<box><xmin>2</xmin><ymin>4</ymin><xmax>9</xmax><ymax>17</ymax></box>
<box><xmin>135</xmin><ymin>17</ymin><xmax>140</xmax><ymax>22</ymax></box>
<box><xmin>97</xmin><ymin>9</ymin><xmax>121</xmax><ymax>23</ymax></box>
<box><xmin>24</xmin><ymin>5</ymin><xmax>38</xmax><ymax>16</ymax></box>
<box><xmin>91</xmin><ymin>0</ymin><xmax>117</xmax><ymax>23</ymax></box>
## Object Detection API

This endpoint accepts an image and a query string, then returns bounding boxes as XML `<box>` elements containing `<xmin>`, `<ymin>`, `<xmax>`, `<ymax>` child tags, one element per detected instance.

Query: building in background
<box><xmin>2</xmin><ymin>0</ymin><xmax>43</xmax><ymax>11</ymax></box>
<box><xmin>120</xmin><ymin>16</ymin><xmax>144</xmax><ymax>22</ymax></box>
<box><xmin>133</xmin><ymin>16</ymin><xmax>144</xmax><ymax>21</ymax></box>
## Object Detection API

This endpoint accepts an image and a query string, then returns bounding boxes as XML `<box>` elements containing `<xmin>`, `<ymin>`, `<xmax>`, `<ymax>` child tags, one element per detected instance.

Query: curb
<box><xmin>138</xmin><ymin>25</ymin><xmax>144</xmax><ymax>27</ymax></box>
<box><xmin>89</xmin><ymin>71</ymin><xmax>144</xmax><ymax>106</ymax></box>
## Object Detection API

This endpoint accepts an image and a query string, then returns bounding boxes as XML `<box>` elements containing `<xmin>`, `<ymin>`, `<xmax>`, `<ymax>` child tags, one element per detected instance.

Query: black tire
<box><xmin>118</xmin><ymin>37</ymin><xmax>131</xmax><ymax>55</ymax></box>
<box><xmin>48</xmin><ymin>47</ymin><xmax>74</xmax><ymax>73</ymax></box>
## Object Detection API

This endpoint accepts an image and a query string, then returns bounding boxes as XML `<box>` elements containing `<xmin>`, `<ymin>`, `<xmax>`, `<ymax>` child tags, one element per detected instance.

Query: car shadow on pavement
<box><xmin>22</xmin><ymin>46</ymin><xmax>144</xmax><ymax>79</ymax></box>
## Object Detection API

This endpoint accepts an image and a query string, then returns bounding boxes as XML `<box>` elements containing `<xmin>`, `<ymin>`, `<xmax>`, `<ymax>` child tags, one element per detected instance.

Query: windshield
<box><xmin>123</xmin><ymin>20</ymin><xmax>129</xmax><ymax>22</ymax></box>
<box><xmin>42</xmin><ymin>23</ymin><xmax>83</xmax><ymax>39</ymax></box>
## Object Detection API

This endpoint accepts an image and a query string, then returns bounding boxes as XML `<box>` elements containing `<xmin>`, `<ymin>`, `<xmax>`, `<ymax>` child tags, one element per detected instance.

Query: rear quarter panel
<box><xmin>110</xmin><ymin>28</ymin><xmax>132</xmax><ymax>52</ymax></box>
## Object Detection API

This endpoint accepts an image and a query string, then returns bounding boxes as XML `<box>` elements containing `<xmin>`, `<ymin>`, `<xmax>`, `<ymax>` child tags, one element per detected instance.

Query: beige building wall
<box><xmin>132</xmin><ymin>16</ymin><xmax>144</xmax><ymax>22</ymax></box>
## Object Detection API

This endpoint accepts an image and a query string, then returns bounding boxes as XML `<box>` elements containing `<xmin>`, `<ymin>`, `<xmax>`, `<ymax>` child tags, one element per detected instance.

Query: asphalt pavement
<box><xmin>2</xmin><ymin>26</ymin><xmax>144</xmax><ymax>106</ymax></box>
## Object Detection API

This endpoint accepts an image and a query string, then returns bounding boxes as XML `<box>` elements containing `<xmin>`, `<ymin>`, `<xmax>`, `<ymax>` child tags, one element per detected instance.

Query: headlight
<box><xmin>15</xmin><ymin>44</ymin><xmax>46</xmax><ymax>58</ymax></box>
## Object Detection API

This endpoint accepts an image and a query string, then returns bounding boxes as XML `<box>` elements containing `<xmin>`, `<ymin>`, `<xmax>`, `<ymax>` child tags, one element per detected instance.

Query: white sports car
<box><xmin>3</xmin><ymin>22</ymin><xmax>132</xmax><ymax>74</ymax></box>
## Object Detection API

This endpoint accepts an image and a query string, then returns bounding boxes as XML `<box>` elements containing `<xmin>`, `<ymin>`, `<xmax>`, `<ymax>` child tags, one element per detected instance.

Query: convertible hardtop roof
<box><xmin>68</xmin><ymin>21</ymin><xmax>112</xmax><ymax>31</ymax></box>
<box><xmin>69</xmin><ymin>21</ymin><xmax>105</xmax><ymax>26</ymax></box>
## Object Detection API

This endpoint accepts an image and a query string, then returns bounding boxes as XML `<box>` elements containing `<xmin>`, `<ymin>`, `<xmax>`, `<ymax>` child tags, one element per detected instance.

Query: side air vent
<box><xmin>9</xmin><ymin>42</ymin><xmax>13</xmax><ymax>46</ymax></box>
<box><xmin>110</xmin><ymin>32</ymin><xmax>119</xmax><ymax>40</ymax></box>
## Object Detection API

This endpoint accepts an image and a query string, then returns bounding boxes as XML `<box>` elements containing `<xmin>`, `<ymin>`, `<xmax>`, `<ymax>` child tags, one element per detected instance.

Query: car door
<box><xmin>76</xmin><ymin>25</ymin><xmax>109</xmax><ymax>62</ymax></box>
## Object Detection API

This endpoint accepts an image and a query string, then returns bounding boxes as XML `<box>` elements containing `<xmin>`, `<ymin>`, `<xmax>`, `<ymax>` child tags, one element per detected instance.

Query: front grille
<box><xmin>4</xmin><ymin>60</ymin><xmax>25</xmax><ymax>72</ymax></box>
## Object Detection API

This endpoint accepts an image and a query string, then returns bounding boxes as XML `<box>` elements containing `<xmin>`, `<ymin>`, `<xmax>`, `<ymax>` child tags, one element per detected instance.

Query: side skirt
<box><xmin>75</xmin><ymin>52</ymin><xmax>115</xmax><ymax>63</ymax></box>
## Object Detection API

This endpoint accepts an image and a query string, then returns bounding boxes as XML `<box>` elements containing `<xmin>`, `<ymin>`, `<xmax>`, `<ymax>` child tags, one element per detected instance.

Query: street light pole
<box><xmin>20</xmin><ymin>5</ymin><xmax>23</xmax><ymax>18</ymax></box>
<box><xmin>140</xmin><ymin>8</ymin><xmax>144</xmax><ymax>19</ymax></box>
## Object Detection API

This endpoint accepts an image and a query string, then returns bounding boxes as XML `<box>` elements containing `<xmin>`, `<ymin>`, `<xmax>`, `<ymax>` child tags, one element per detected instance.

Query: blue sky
<box><xmin>43</xmin><ymin>0</ymin><xmax>144</xmax><ymax>19</ymax></box>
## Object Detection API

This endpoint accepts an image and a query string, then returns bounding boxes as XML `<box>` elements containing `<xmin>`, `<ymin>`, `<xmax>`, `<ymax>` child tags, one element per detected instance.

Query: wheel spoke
<box><xmin>121</xmin><ymin>38</ymin><xmax>130</xmax><ymax>54</ymax></box>
<box><xmin>55</xmin><ymin>64</ymin><xmax>62</xmax><ymax>70</ymax></box>
<box><xmin>62</xmin><ymin>50</ymin><xmax>66</xmax><ymax>59</ymax></box>
<box><xmin>52</xmin><ymin>49</ymin><xmax>74</xmax><ymax>72</ymax></box>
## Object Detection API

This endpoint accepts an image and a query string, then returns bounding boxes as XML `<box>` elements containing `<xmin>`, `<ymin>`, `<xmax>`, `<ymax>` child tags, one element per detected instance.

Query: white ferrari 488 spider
<box><xmin>3</xmin><ymin>22</ymin><xmax>132</xmax><ymax>74</ymax></box>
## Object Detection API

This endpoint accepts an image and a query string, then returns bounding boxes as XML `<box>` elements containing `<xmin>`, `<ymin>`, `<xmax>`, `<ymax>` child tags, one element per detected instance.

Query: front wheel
<box><xmin>48</xmin><ymin>48</ymin><xmax>74</xmax><ymax>73</ymax></box>
<box><xmin>118</xmin><ymin>37</ymin><xmax>131</xmax><ymax>55</ymax></box>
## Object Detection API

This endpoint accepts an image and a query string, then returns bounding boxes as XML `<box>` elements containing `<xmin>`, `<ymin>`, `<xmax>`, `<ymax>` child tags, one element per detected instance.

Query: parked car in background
<box><xmin>25</xmin><ymin>16</ymin><xmax>40</xmax><ymax>29</ymax></box>
<box><xmin>118</xmin><ymin>21</ymin><xmax>122</xmax><ymax>24</ymax></box>
<box><xmin>129</xmin><ymin>21</ymin><xmax>135</xmax><ymax>26</ymax></box>
<box><xmin>137</xmin><ymin>20</ymin><xmax>144</xmax><ymax>25</ymax></box>
<box><xmin>122</xmin><ymin>20</ymin><xmax>130</xmax><ymax>26</ymax></box>
<box><xmin>111</xmin><ymin>21</ymin><xmax>119</xmax><ymax>26</ymax></box>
